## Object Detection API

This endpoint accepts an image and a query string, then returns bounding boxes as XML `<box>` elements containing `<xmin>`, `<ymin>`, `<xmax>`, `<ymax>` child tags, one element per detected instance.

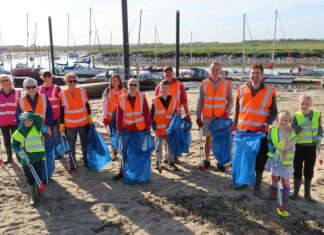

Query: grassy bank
<box><xmin>3</xmin><ymin>39</ymin><xmax>324</xmax><ymax>58</ymax></box>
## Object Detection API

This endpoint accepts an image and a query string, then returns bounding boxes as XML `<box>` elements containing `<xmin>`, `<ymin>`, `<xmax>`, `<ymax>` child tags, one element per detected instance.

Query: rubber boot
<box><xmin>268</xmin><ymin>185</ymin><xmax>277</xmax><ymax>200</ymax></box>
<box><xmin>253</xmin><ymin>172</ymin><xmax>263</xmax><ymax>196</ymax></box>
<box><xmin>28</xmin><ymin>185</ymin><xmax>37</xmax><ymax>207</ymax></box>
<box><xmin>304</xmin><ymin>180</ymin><xmax>316</xmax><ymax>203</ymax></box>
<box><xmin>290</xmin><ymin>179</ymin><xmax>302</xmax><ymax>200</ymax></box>
<box><xmin>3</xmin><ymin>150</ymin><xmax>13</xmax><ymax>165</ymax></box>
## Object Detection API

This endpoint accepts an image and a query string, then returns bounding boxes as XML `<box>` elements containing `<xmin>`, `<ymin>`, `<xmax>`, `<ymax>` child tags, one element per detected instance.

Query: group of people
<box><xmin>0</xmin><ymin>62</ymin><xmax>322</xmax><ymax>213</ymax></box>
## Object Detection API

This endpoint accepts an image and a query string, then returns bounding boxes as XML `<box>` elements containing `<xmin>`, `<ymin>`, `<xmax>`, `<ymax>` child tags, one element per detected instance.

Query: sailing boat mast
<box><xmin>109</xmin><ymin>31</ymin><xmax>112</xmax><ymax>65</ymax></box>
<box><xmin>26</xmin><ymin>13</ymin><xmax>29</xmax><ymax>66</ymax></box>
<box><xmin>136</xmin><ymin>10</ymin><xmax>142</xmax><ymax>70</ymax></box>
<box><xmin>88</xmin><ymin>7</ymin><xmax>92</xmax><ymax>60</ymax></box>
<box><xmin>242</xmin><ymin>14</ymin><xmax>246</xmax><ymax>72</ymax></box>
<box><xmin>190</xmin><ymin>31</ymin><xmax>193</xmax><ymax>67</ymax></box>
<box><xmin>271</xmin><ymin>10</ymin><xmax>278</xmax><ymax>74</ymax></box>
<box><xmin>154</xmin><ymin>26</ymin><xmax>157</xmax><ymax>67</ymax></box>
<box><xmin>67</xmin><ymin>13</ymin><xmax>70</xmax><ymax>64</ymax></box>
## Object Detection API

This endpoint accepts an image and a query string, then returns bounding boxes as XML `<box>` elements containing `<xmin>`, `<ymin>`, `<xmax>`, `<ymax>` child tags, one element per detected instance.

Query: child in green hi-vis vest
<box><xmin>291</xmin><ymin>94</ymin><xmax>323</xmax><ymax>202</ymax></box>
<box><xmin>266</xmin><ymin>110</ymin><xmax>297</xmax><ymax>216</ymax></box>
<box><xmin>11</xmin><ymin>112</ymin><xmax>45</xmax><ymax>206</ymax></box>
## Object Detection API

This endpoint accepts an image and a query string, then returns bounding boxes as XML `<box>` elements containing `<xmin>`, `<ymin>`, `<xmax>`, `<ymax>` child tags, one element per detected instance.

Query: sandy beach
<box><xmin>0</xmin><ymin>85</ymin><xmax>323</xmax><ymax>234</ymax></box>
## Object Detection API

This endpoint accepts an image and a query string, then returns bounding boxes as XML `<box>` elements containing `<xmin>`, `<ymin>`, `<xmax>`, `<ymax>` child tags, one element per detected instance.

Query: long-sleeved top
<box><xmin>291</xmin><ymin>110</ymin><xmax>323</xmax><ymax>146</ymax></box>
<box><xmin>154</xmin><ymin>78</ymin><xmax>188</xmax><ymax>105</ymax></box>
<box><xmin>15</xmin><ymin>93</ymin><xmax>54</xmax><ymax>126</ymax></box>
<box><xmin>233</xmin><ymin>81</ymin><xmax>278</xmax><ymax>126</ymax></box>
<box><xmin>12</xmin><ymin>113</ymin><xmax>45</xmax><ymax>165</ymax></box>
<box><xmin>196</xmin><ymin>77</ymin><xmax>234</xmax><ymax>119</ymax></box>
<box><xmin>117</xmin><ymin>94</ymin><xmax>151</xmax><ymax>133</ymax></box>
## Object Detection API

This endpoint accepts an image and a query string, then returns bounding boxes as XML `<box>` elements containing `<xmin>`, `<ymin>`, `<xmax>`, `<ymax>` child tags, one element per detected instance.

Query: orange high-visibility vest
<box><xmin>202</xmin><ymin>78</ymin><xmax>231</xmax><ymax>118</ymax></box>
<box><xmin>105</xmin><ymin>87</ymin><xmax>126</xmax><ymax>122</ymax></box>
<box><xmin>237</xmin><ymin>84</ymin><xmax>275</xmax><ymax>131</ymax></box>
<box><xmin>59</xmin><ymin>87</ymin><xmax>89</xmax><ymax>128</ymax></box>
<box><xmin>153</xmin><ymin>96</ymin><xmax>177</xmax><ymax>136</ymax></box>
<box><xmin>18</xmin><ymin>94</ymin><xmax>47</xmax><ymax>122</ymax></box>
<box><xmin>119</xmin><ymin>91</ymin><xmax>146</xmax><ymax>130</ymax></box>
<box><xmin>168</xmin><ymin>80</ymin><xmax>182</xmax><ymax>113</ymax></box>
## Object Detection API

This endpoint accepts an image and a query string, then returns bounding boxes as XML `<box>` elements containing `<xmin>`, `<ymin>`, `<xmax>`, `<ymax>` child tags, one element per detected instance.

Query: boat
<box><xmin>58</xmin><ymin>58</ymin><xmax>106</xmax><ymax>78</ymax></box>
<box><xmin>91</xmin><ymin>66</ymin><xmax>158</xmax><ymax>90</ymax></box>
<box><xmin>265</xmin><ymin>10</ymin><xmax>295</xmax><ymax>84</ymax></box>
<box><xmin>178</xmin><ymin>67</ymin><xmax>209</xmax><ymax>82</ymax></box>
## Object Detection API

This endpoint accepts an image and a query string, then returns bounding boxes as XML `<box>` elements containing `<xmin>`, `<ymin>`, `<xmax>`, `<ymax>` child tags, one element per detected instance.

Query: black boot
<box><xmin>304</xmin><ymin>179</ymin><xmax>316</xmax><ymax>203</ymax></box>
<box><xmin>113</xmin><ymin>168</ymin><xmax>123</xmax><ymax>180</ymax></box>
<box><xmin>253</xmin><ymin>172</ymin><xmax>263</xmax><ymax>196</ymax></box>
<box><xmin>290</xmin><ymin>179</ymin><xmax>302</xmax><ymax>200</ymax></box>
<box><xmin>3</xmin><ymin>150</ymin><xmax>13</xmax><ymax>165</ymax></box>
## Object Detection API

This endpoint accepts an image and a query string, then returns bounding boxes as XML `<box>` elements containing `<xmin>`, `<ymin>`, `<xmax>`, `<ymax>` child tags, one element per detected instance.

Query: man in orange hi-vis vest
<box><xmin>196</xmin><ymin>62</ymin><xmax>233</xmax><ymax>171</ymax></box>
<box><xmin>233</xmin><ymin>64</ymin><xmax>278</xmax><ymax>194</ymax></box>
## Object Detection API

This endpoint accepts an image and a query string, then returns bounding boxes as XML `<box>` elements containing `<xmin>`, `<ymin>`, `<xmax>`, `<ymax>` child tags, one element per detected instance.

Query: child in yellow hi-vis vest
<box><xmin>265</xmin><ymin>110</ymin><xmax>297</xmax><ymax>216</ymax></box>
<box><xmin>290</xmin><ymin>94</ymin><xmax>323</xmax><ymax>202</ymax></box>
<box><xmin>11</xmin><ymin>112</ymin><xmax>45</xmax><ymax>207</ymax></box>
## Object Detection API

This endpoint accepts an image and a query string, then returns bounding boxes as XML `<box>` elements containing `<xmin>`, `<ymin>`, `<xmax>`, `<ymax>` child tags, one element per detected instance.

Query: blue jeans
<box><xmin>66</xmin><ymin>125</ymin><xmax>89</xmax><ymax>168</ymax></box>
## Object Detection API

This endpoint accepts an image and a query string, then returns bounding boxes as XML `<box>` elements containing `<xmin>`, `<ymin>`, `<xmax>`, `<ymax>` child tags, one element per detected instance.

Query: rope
<box><xmin>277</xmin><ymin>13</ymin><xmax>293</xmax><ymax>66</ymax></box>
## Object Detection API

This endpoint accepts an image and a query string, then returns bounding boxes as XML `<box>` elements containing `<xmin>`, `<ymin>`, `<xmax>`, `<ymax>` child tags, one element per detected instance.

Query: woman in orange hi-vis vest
<box><xmin>102</xmin><ymin>74</ymin><xmax>126</xmax><ymax>160</ymax></box>
<box><xmin>58</xmin><ymin>73</ymin><xmax>93</xmax><ymax>170</ymax></box>
<box><xmin>114</xmin><ymin>78</ymin><xmax>151</xmax><ymax>180</ymax></box>
<box><xmin>196</xmin><ymin>62</ymin><xmax>233</xmax><ymax>171</ymax></box>
<box><xmin>151</xmin><ymin>80</ymin><xmax>180</xmax><ymax>171</ymax></box>
<box><xmin>233</xmin><ymin>64</ymin><xmax>278</xmax><ymax>192</ymax></box>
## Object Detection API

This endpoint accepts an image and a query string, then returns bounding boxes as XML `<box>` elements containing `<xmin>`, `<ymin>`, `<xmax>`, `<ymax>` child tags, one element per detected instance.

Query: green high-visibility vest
<box><xmin>267</xmin><ymin>127</ymin><xmax>297</xmax><ymax>166</ymax></box>
<box><xmin>12</xmin><ymin>126</ymin><xmax>45</xmax><ymax>153</ymax></box>
<box><xmin>295</xmin><ymin>111</ymin><xmax>320</xmax><ymax>144</ymax></box>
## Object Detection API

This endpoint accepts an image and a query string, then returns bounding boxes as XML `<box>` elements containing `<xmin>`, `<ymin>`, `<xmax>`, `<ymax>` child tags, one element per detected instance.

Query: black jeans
<box><xmin>294</xmin><ymin>144</ymin><xmax>316</xmax><ymax>180</ymax></box>
<box><xmin>255</xmin><ymin>136</ymin><xmax>269</xmax><ymax>173</ymax></box>
<box><xmin>0</xmin><ymin>125</ymin><xmax>17</xmax><ymax>160</ymax></box>
<box><xmin>22</xmin><ymin>161</ymin><xmax>43</xmax><ymax>185</ymax></box>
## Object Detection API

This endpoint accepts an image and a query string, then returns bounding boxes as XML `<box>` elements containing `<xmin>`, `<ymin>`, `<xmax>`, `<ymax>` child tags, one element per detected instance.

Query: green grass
<box><xmin>4</xmin><ymin>39</ymin><xmax>324</xmax><ymax>58</ymax></box>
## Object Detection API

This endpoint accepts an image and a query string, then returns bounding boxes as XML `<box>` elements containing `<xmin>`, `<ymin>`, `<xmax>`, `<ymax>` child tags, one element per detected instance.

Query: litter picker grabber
<box><xmin>118</xmin><ymin>136</ymin><xmax>124</xmax><ymax>172</ymax></box>
<box><xmin>198</xmin><ymin>128</ymin><xmax>205</xmax><ymax>171</ymax></box>
<box><xmin>20</xmin><ymin>151</ymin><xmax>45</xmax><ymax>193</ymax></box>
<box><xmin>275</xmin><ymin>162</ymin><xmax>289</xmax><ymax>217</ymax></box>
<box><xmin>60</xmin><ymin>132</ymin><xmax>78</xmax><ymax>174</ymax></box>
<box><xmin>0</xmin><ymin>138</ymin><xmax>3</xmax><ymax>165</ymax></box>
<box><xmin>106</xmin><ymin>125</ymin><xmax>117</xmax><ymax>161</ymax></box>
<box><xmin>41</xmin><ymin>136</ymin><xmax>49</xmax><ymax>184</ymax></box>
<box><xmin>317</xmin><ymin>143</ymin><xmax>323</xmax><ymax>165</ymax></box>
<box><xmin>227</xmin><ymin>141</ymin><xmax>235</xmax><ymax>190</ymax></box>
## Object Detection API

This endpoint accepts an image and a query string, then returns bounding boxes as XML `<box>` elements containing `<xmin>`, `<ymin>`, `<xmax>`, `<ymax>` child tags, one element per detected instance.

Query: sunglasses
<box><xmin>0</xmin><ymin>79</ymin><xmax>9</xmax><ymax>83</ymax></box>
<box><xmin>43</xmin><ymin>74</ymin><xmax>51</xmax><ymax>78</ymax></box>
<box><xmin>129</xmin><ymin>84</ymin><xmax>138</xmax><ymax>87</ymax></box>
<box><xmin>25</xmin><ymin>85</ymin><xmax>37</xmax><ymax>90</ymax></box>
<box><xmin>68</xmin><ymin>80</ymin><xmax>77</xmax><ymax>84</ymax></box>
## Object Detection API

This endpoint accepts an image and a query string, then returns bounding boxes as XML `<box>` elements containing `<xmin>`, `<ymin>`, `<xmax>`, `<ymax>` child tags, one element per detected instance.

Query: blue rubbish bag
<box><xmin>87</xmin><ymin>124</ymin><xmax>112</xmax><ymax>171</ymax></box>
<box><xmin>110</xmin><ymin>112</ymin><xmax>119</xmax><ymax>151</ymax></box>
<box><xmin>41</xmin><ymin>136</ymin><xmax>55</xmax><ymax>182</ymax></box>
<box><xmin>209</xmin><ymin>118</ymin><xmax>233</xmax><ymax>166</ymax></box>
<box><xmin>166</xmin><ymin>114</ymin><xmax>192</xmax><ymax>157</ymax></box>
<box><xmin>231</xmin><ymin>130</ymin><xmax>266</xmax><ymax>186</ymax></box>
<box><xmin>124</xmin><ymin>131</ymin><xmax>155</xmax><ymax>184</ymax></box>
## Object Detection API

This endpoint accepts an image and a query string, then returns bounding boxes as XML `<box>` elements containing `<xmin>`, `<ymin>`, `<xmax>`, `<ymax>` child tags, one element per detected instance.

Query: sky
<box><xmin>0</xmin><ymin>0</ymin><xmax>324</xmax><ymax>47</ymax></box>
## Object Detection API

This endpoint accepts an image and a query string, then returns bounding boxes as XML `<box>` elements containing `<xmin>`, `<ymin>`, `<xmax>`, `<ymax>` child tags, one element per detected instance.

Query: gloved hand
<box><xmin>41</xmin><ymin>125</ymin><xmax>49</xmax><ymax>134</ymax></box>
<box><xmin>103</xmin><ymin>118</ymin><xmax>109</xmax><ymax>126</ymax></box>
<box><xmin>315</xmin><ymin>136</ymin><xmax>322</xmax><ymax>144</ymax></box>
<box><xmin>152</xmin><ymin>121</ymin><xmax>156</xmax><ymax>131</ymax></box>
<box><xmin>18</xmin><ymin>150</ymin><xmax>27</xmax><ymax>159</ymax></box>
<box><xmin>186</xmin><ymin>114</ymin><xmax>191</xmax><ymax>122</ymax></box>
<box><xmin>223</xmin><ymin>111</ymin><xmax>229</xmax><ymax>119</ymax></box>
<box><xmin>196</xmin><ymin>119</ymin><xmax>203</xmax><ymax>128</ymax></box>
<box><xmin>231</xmin><ymin>124</ymin><xmax>237</xmax><ymax>132</ymax></box>
<box><xmin>276</xmin><ymin>161</ymin><xmax>282</xmax><ymax>167</ymax></box>
<box><xmin>88</xmin><ymin>115</ymin><xmax>93</xmax><ymax>124</ymax></box>
<box><xmin>274</xmin><ymin>153</ymin><xmax>280</xmax><ymax>162</ymax></box>
<box><xmin>267</xmin><ymin>143</ymin><xmax>274</xmax><ymax>153</ymax></box>
<box><xmin>59</xmin><ymin>124</ymin><xmax>65</xmax><ymax>133</ymax></box>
